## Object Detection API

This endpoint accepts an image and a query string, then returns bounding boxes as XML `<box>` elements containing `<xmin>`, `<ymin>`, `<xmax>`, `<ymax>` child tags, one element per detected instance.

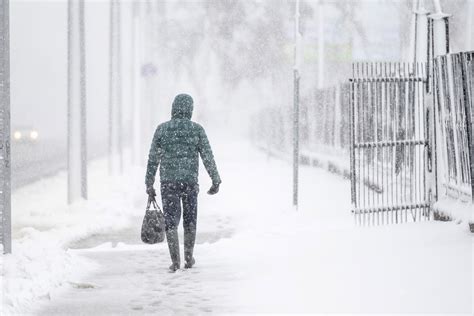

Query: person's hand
<box><xmin>146</xmin><ymin>186</ymin><xmax>156</xmax><ymax>198</ymax></box>
<box><xmin>207</xmin><ymin>182</ymin><xmax>220</xmax><ymax>195</ymax></box>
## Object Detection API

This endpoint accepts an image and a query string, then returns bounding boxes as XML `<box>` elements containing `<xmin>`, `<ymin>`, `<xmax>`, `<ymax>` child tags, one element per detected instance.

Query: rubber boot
<box><xmin>184</xmin><ymin>227</ymin><xmax>196</xmax><ymax>269</ymax></box>
<box><xmin>166</xmin><ymin>229</ymin><xmax>180</xmax><ymax>272</ymax></box>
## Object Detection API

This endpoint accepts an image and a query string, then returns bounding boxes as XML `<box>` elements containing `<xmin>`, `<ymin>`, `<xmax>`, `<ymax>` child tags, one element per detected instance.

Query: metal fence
<box><xmin>0</xmin><ymin>0</ymin><xmax>11</xmax><ymax>253</ymax></box>
<box><xmin>349</xmin><ymin>62</ymin><xmax>432</xmax><ymax>225</ymax></box>
<box><xmin>251</xmin><ymin>82</ymin><xmax>350</xmax><ymax>159</ymax></box>
<box><xmin>251</xmin><ymin>57</ymin><xmax>473</xmax><ymax>227</ymax></box>
<box><xmin>301</xmin><ymin>83</ymin><xmax>351</xmax><ymax>154</ymax></box>
<box><xmin>433</xmin><ymin>51</ymin><xmax>474</xmax><ymax>202</ymax></box>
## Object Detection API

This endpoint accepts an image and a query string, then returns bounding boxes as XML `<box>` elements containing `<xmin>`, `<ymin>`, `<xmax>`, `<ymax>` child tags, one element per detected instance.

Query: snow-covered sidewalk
<box><xmin>3</xmin><ymin>140</ymin><xmax>473</xmax><ymax>315</ymax></box>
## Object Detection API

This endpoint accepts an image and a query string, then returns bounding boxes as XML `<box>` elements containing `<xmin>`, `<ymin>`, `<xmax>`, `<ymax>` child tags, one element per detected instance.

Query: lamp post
<box><xmin>293</xmin><ymin>0</ymin><xmax>302</xmax><ymax>209</ymax></box>
<box><xmin>317</xmin><ymin>0</ymin><xmax>324</xmax><ymax>89</ymax></box>
<box><xmin>67</xmin><ymin>0</ymin><xmax>87</xmax><ymax>204</ymax></box>
<box><xmin>0</xmin><ymin>0</ymin><xmax>11</xmax><ymax>254</ymax></box>
<box><xmin>108</xmin><ymin>0</ymin><xmax>123</xmax><ymax>175</ymax></box>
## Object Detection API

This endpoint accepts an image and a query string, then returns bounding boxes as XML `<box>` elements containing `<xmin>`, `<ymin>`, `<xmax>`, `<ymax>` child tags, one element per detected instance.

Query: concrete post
<box><xmin>67</xmin><ymin>0</ymin><xmax>87</xmax><ymax>204</ymax></box>
<box><xmin>0</xmin><ymin>0</ymin><xmax>11</xmax><ymax>254</ymax></box>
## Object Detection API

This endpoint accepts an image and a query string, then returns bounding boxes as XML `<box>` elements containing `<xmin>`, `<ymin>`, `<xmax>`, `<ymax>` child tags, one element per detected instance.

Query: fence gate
<box><xmin>349</xmin><ymin>62</ymin><xmax>432</xmax><ymax>225</ymax></box>
<box><xmin>433</xmin><ymin>52</ymin><xmax>474</xmax><ymax>201</ymax></box>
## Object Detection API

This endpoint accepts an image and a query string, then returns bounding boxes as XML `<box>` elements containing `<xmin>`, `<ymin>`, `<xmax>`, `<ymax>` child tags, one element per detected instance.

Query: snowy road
<box><xmin>11</xmin><ymin>141</ymin><xmax>67</xmax><ymax>189</ymax></box>
<box><xmin>7</xmin><ymin>140</ymin><xmax>473</xmax><ymax>315</ymax></box>
<box><xmin>11</xmin><ymin>140</ymin><xmax>106</xmax><ymax>190</ymax></box>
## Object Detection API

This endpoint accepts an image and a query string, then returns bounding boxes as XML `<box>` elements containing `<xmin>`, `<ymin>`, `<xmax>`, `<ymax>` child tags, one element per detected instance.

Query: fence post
<box><xmin>0</xmin><ymin>0</ymin><xmax>11</xmax><ymax>254</ymax></box>
<box><xmin>461</xmin><ymin>53</ymin><xmax>474</xmax><ymax>200</ymax></box>
<box><xmin>429</xmin><ymin>12</ymin><xmax>450</xmax><ymax>59</ymax></box>
<box><xmin>426</xmin><ymin>8</ymin><xmax>449</xmax><ymax>209</ymax></box>
<box><xmin>414</xmin><ymin>1</ymin><xmax>429</xmax><ymax>64</ymax></box>
<box><xmin>461</xmin><ymin>52</ymin><xmax>474</xmax><ymax>232</ymax></box>
<box><xmin>468</xmin><ymin>1</ymin><xmax>473</xmax><ymax>51</ymax></box>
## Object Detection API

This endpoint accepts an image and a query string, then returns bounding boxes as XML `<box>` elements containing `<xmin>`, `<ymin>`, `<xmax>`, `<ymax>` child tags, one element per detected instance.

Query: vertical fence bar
<box><xmin>420</xmin><ymin>62</ymin><xmax>426</xmax><ymax>220</ymax></box>
<box><xmin>350</xmin><ymin>65</ymin><xmax>356</xmax><ymax>210</ymax></box>
<box><xmin>432</xmin><ymin>57</ymin><xmax>439</xmax><ymax>204</ymax></box>
<box><xmin>375</xmin><ymin>63</ymin><xmax>380</xmax><ymax>225</ymax></box>
<box><xmin>384</xmin><ymin>62</ymin><xmax>389</xmax><ymax>224</ymax></box>
<box><xmin>409</xmin><ymin>63</ymin><xmax>416</xmax><ymax>221</ymax></box>
<box><xmin>370</xmin><ymin>63</ymin><xmax>375</xmax><ymax>225</ymax></box>
<box><xmin>403</xmin><ymin>63</ymin><xmax>408</xmax><ymax>223</ymax></box>
<box><xmin>358</xmin><ymin>63</ymin><xmax>362</xmax><ymax>225</ymax></box>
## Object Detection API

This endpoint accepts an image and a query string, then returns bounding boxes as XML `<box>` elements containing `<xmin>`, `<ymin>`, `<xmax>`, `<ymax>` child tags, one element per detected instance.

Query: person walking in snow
<box><xmin>145</xmin><ymin>93</ymin><xmax>221</xmax><ymax>272</ymax></box>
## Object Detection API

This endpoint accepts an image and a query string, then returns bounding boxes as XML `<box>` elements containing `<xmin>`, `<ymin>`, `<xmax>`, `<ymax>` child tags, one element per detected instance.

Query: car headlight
<box><xmin>13</xmin><ymin>131</ymin><xmax>22</xmax><ymax>140</ymax></box>
<box><xmin>30</xmin><ymin>131</ymin><xmax>39</xmax><ymax>140</ymax></box>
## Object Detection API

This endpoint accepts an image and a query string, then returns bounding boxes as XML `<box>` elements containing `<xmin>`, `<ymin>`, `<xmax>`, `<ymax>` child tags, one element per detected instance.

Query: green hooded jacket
<box><xmin>145</xmin><ymin>94</ymin><xmax>221</xmax><ymax>187</ymax></box>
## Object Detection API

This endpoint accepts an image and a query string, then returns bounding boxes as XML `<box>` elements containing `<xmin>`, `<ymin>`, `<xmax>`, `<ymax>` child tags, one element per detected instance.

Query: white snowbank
<box><xmin>1</xmin><ymin>158</ymin><xmax>144</xmax><ymax>315</ymax></box>
<box><xmin>434</xmin><ymin>197</ymin><xmax>474</xmax><ymax>224</ymax></box>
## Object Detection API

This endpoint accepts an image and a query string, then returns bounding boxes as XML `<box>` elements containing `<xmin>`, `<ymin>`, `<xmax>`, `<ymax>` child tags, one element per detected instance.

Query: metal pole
<box><xmin>414</xmin><ymin>0</ymin><xmax>429</xmax><ymax>64</ymax></box>
<box><xmin>467</xmin><ymin>0</ymin><xmax>473</xmax><ymax>51</ymax></box>
<box><xmin>68</xmin><ymin>0</ymin><xmax>87</xmax><ymax>204</ymax></box>
<box><xmin>0</xmin><ymin>0</ymin><xmax>11</xmax><ymax>254</ymax></box>
<box><xmin>293</xmin><ymin>70</ymin><xmax>300</xmax><ymax>208</ymax></box>
<box><xmin>429</xmin><ymin>13</ymin><xmax>450</xmax><ymax>58</ymax></box>
<box><xmin>407</xmin><ymin>0</ymin><xmax>419</xmax><ymax>61</ymax></box>
<box><xmin>108</xmin><ymin>0</ymin><xmax>122</xmax><ymax>175</ymax></box>
<box><xmin>293</xmin><ymin>0</ymin><xmax>301</xmax><ymax>209</ymax></box>
<box><xmin>67</xmin><ymin>0</ymin><xmax>72</xmax><ymax>202</ymax></box>
<box><xmin>131</xmin><ymin>1</ymin><xmax>138</xmax><ymax>165</ymax></box>
<box><xmin>79</xmin><ymin>0</ymin><xmax>87</xmax><ymax>199</ymax></box>
<box><xmin>117</xmin><ymin>0</ymin><xmax>123</xmax><ymax>174</ymax></box>
<box><xmin>317</xmin><ymin>0</ymin><xmax>324</xmax><ymax>89</ymax></box>
<box><xmin>108</xmin><ymin>0</ymin><xmax>114</xmax><ymax>175</ymax></box>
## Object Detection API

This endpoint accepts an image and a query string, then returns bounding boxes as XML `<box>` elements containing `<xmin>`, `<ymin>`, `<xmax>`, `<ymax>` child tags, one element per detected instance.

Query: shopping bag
<box><xmin>141</xmin><ymin>197</ymin><xmax>165</xmax><ymax>244</ymax></box>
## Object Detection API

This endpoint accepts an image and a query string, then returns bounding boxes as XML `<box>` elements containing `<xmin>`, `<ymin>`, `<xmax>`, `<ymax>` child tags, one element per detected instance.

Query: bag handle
<box><xmin>147</xmin><ymin>195</ymin><xmax>162</xmax><ymax>212</ymax></box>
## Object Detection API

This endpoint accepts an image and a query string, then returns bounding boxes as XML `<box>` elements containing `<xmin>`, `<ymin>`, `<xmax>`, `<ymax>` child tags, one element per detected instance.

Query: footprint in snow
<box><xmin>69</xmin><ymin>281</ymin><xmax>98</xmax><ymax>289</ymax></box>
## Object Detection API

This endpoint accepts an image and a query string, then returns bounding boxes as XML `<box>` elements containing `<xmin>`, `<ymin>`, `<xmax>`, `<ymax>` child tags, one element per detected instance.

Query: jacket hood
<box><xmin>171</xmin><ymin>94</ymin><xmax>194</xmax><ymax>120</ymax></box>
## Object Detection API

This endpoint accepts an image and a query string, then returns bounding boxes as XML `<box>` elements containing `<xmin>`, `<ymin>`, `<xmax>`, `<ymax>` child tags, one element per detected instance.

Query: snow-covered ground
<box><xmin>435</xmin><ymin>197</ymin><xmax>474</xmax><ymax>224</ymax></box>
<box><xmin>1</xmin><ymin>157</ymin><xmax>143</xmax><ymax>314</ymax></box>
<box><xmin>1</xmin><ymin>139</ymin><xmax>473</xmax><ymax>315</ymax></box>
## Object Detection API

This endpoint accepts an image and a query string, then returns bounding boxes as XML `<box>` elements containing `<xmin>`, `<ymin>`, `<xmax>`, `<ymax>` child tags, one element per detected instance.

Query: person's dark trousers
<box><xmin>160</xmin><ymin>182</ymin><xmax>199</xmax><ymax>267</ymax></box>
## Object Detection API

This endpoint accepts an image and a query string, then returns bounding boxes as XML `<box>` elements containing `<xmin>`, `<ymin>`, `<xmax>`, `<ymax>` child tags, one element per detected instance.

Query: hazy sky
<box><xmin>11</xmin><ymin>1</ymin><xmax>112</xmax><ymax>143</ymax></box>
<box><xmin>8</xmin><ymin>0</ymin><xmax>473</xmax><ymax>145</ymax></box>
